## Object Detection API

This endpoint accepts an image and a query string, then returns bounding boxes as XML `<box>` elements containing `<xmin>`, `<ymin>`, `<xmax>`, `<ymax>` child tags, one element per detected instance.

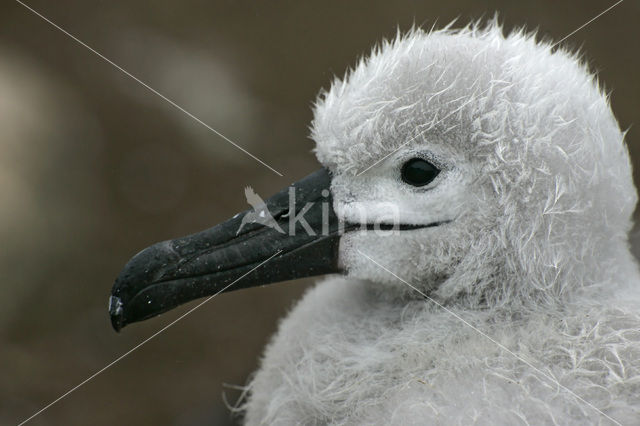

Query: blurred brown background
<box><xmin>1</xmin><ymin>1</ymin><xmax>638</xmax><ymax>425</ymax></box>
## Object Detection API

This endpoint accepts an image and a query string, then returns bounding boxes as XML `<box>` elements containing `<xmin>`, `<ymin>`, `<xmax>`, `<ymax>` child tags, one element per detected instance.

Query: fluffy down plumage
<box><xmin>242</xmin><ymin>21</ymin><xmax>640</xmax><ymax>425</ymax></box>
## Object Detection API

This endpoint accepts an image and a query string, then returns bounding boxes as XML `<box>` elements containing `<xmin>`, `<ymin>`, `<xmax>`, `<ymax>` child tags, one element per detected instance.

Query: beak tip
<box><xmin>108</xmin><ymin>295</ymin><xmax>125</xmax><ymax>332</ymax></box>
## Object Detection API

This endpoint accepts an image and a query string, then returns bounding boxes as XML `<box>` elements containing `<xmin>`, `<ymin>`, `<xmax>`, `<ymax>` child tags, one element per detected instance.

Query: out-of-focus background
<box><xmin>1</xmin><ymin>1</ymin><xmax>638</xmax><ymax>424</ymax></box>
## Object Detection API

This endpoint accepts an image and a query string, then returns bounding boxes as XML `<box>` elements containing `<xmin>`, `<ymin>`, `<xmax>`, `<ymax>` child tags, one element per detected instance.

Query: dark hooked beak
<box><xmin>109</xmin><ymin>168</ymin><xmax>350</xmax><ymax>331</ymax></box>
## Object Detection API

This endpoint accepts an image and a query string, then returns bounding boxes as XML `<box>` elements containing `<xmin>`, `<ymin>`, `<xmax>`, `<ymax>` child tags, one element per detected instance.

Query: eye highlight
<box><xmin>401</xmin><ymin>158</ymin><xmax>440</xmax><ymax>187</ymax></box>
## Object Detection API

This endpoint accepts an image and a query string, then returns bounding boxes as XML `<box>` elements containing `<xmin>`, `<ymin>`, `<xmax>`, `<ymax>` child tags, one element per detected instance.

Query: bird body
<box><xmin>246</xmin><ymin>277</ymin><xmax>640</xmax><ymax>425</ymax></box>
<box><xmin>243</xmin><ymin>23</ymin><xmax>640</xmax><ymax>424</ymax></box>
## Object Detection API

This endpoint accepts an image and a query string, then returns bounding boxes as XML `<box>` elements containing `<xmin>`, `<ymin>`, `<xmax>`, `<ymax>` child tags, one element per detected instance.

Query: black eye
<box><xmin>401</xmin><ymin>158</ymin><xmax>440</xmax><ymax>187</ymax></box>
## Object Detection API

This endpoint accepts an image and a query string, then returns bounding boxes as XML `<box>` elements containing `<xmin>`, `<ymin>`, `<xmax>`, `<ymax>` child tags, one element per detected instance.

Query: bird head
<box><xmin>110</xmin><ymin>22</ymin><xmax>636</xmax><ymax>331</ymax></box>
<box><xmin>314</xmin><ymin>22</ymin><xmax>636</xmax><ymax>306</ymax></box>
